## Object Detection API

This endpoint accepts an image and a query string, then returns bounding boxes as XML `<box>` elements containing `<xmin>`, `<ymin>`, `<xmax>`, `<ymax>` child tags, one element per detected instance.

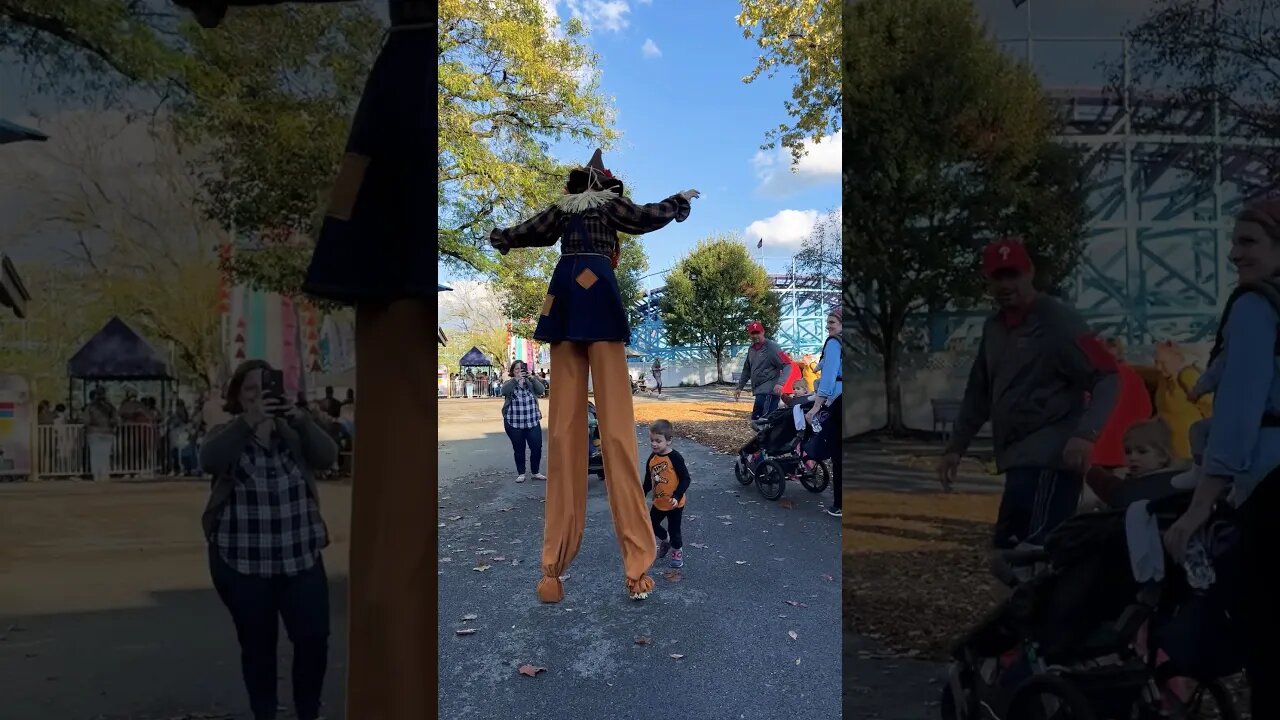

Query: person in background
<box><xmin>464</xmin><ymin>369</ymin><xmax>476</xmax><ymax>399</ymax></box>
<box><xmin>1132</xmin><ymin>341</ymin><xmax>1212</xmax><ymax>462</ymax></box>
<box><xmin>200</xmin><ymin>360</ymin><xmax>338</xmax><ymax>720</ymax></box>
<box><xmin>343</xmin><ymin>389</ymin><xmax>355</xmax><ymax>407</ymax></box>
<box><xmin>321</xmin><ymin>387</ymin><xmax>342</xmax><ymax>419</ymax></box>
<box><xmin>651</xmin><ymin>358</ymin><xmax>663</xmax><ymax>395</ymax></box>
<box><xmin>1090</xmin><ymin>337</ymin><xmax>1154</xmax><ymax>471</ymax></box>
<box><xmin>807</xmin><ymin>309</ymin><xmax>844</xmax><ymax>517</ymax></box>
<box><xmin>501</xmin><ymin>360</ymin><xmax>546</xmax><ymax>483</ymax></box>
<box><xmin>938</xmin><ymin>238</ymin><xmax>1119</xmax><ymax>549</ymax></box>
<box><xmin>168</xmin><ymin>399</ymin><xmax>192</xmax><ymax>477</ymax></box>
<box><xmin>801</xmin><ymin>353</ymin><xmax>820</xmax><ymax>396</ymax></box>
<box><xmin>733</xmin><ymin>321</ymin><xmax>788</xmax><ymax>423</ymax></box>
<box><xmin>1085</xmin><ymin>419</ymin><xmax>1183</xmax><ymax>509</ymax></box>
<box><xmin>37</xmin><ymin>400</ymin><xmax>53</xmax><ymax>426</ymax></box>
<box><xmin>85</xmin><ymin>387</ymin><xmax>117</xmax><ymax>482</ymax></box>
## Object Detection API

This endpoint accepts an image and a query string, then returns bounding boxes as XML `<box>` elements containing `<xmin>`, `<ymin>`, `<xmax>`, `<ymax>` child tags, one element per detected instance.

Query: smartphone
<box><xmin>263</xmin><ymin>369</ymin><xmax>287</xmax><ymax>415</ymax></box>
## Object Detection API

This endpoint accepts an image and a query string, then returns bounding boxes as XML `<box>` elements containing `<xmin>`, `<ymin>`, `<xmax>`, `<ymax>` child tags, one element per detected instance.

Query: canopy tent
<box><xmin>68</xmin><ymin>317</ymin><xmax>172</xmax><ymax>380</ymax></box>
<box><xmin>458</xmin><ymin>346</ymin><xmax>492</xmax><ymax>368</ymax></box>
<box><xmin>0</xmin><ymin>117</ymin><xmax>47</xmax><ymax>145</ymax></box>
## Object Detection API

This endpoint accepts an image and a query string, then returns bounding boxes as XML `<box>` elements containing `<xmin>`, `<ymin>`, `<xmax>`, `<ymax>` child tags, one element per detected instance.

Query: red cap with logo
<box><xmin>982</xmin><ymin>237</ymin><xmax>1032</xmax><ymax>277</ymax></box>
<box><xmin>746</xmin><ymin>321</ymin><xmax>764</xmax><ymax>334</ymax></box>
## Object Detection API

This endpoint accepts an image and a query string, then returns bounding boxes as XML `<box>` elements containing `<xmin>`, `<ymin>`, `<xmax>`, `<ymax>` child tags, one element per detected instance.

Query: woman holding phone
<box><xmin>501</xmin><ymin>360</ymin><xmax>547</xmax><ymax>483</ymax></box>
<box><xmin>199</xmin><ymin>359</ymin><xmax>339</xmax><ymax>720</ymax></box>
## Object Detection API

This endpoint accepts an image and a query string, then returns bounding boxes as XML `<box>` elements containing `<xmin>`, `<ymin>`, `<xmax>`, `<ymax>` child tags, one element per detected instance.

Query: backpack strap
<box><xmin>821</xmin><ymin>337</ymin><xmax>843</xmax><ymax>382</ymax></box>
<box><xmin>1209</xmin><ymin>276</ymin><xmax>1280</xmax><ymax>364</ymax></box>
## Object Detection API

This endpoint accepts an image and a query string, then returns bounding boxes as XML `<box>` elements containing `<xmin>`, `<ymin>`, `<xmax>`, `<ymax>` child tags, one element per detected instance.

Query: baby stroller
<box><xmin>587</xmin><ymin>401</ymin><xmax>604</xmax><ymax>480</ymax></box>
<box><xmin>943</xmin><ymin>494</ymin><xmax>1242</xmax><ymax>720</ymax></box>
<box><xmin>732</xmin><ymin>399</ymin><xmax>830</xmax><ymax>501</ymax></box>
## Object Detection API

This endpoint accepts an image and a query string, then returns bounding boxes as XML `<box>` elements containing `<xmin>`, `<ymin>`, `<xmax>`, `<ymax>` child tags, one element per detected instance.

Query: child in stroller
<box><xmin>943</xmin><ymin>492</ymin><xmax>1243</xmax><ymax>720</ymax></box>
<box><xmin>733</xmin><ymin>397</ymin><xmax>830</xmax><ymax>501</ymax></box>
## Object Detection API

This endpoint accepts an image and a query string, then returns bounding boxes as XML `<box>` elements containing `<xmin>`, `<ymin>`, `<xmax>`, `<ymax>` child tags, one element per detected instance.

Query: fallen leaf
<box><xmin>473</xmin><ymin>565</ymin><xmax>491</xmax><ymax>572</ymax></box>
<box><xmin>669</xmin><ymin>654</ymin><xmax>685</xmax><ymax>660</ymax></box>
<box><xmin>456</xmin><ymin>628</ymin><xmax>477</xmax><ymax>636</ymax></box>
<box><xmin>493</xmin><ymin>556</ymin><xmax>507</xmax><ymax>562</ymax></box>
<box><xmin>438</xmin><ymin>523</ymin><xmax>445</xmax><ymax>528</ymax></box>
<box><xmin>784</xmin><ymin>600</ymin><xmax>809</xmax><ymax>608</ymax></box>
<box><xmin>780</xmin><ymin>499</ymin><xmax>794</xmax><ymax>509</ymax></box>
<box><xmin>517</xmin><ymin>664</ymin><xmax>546</xmax><ymax>677</ymax></box>
<box><xmin>499</xmin><ymin>506</ymin><xmax>514</xmax><ymax>512</ymax></box>
<box><xmin>691</xmin><ymin>543</ymin><xmax>709</xmax><ymax>549</ymax></box>
<box><xmin>796</xmin><ymin>658</ymin><xmax>802</xmax><ymax>665</ymax></box>
<box><xmin>788</xmin><ymin>631</ymin><xmax>798</xmax><ymax>641</ymax></box>
<box><xmin>558</xmin><ymin>573</ymin><xmax>571</xmax><ymax>582</ymax></box>
<box><xmin>440</xmin><ymin>557</ymin><xmax>453</xmax><ymax>563</ymax></box>
<box><xmin>821</xmin><ymin>574</ymin><xmax>834</xmax><ymax>582</ymax></box>
<box><xmin>716</xmin><ymin>515</ymin><xmax>732</xmax><ymax>520</ymax></box>
<box><xmin>462</xmin><ymin>614</ymin><xmax>478</xmax><ymax>621</ymax></box>
<box><xmin>722</xmin><ymin>521</ymin><xmax>733</xmax><ymax>526</ymax></box>
<box><xmin>449</xmin><ymin>516</ymin><xmax>463</xmax><ymax>521</ymax></box>
<box><xmin>477</xmin><ymin>549</ymin><xmax>496</xmax><ymax>555</ymax></box>
<box><xmin>735</xmin><ymin>560</ymin><xmax>747</xmax><ymax>565</ymax></box>
<box><xmin>511</xmin><ymin>559</ymin><xmax>521</xmax><ymax>566</ymax></box>
<box><xmin>635</xmin><ymin>636</ymin><xmax>652</xmax><ymax>646</ymax></box>
<box><xmin>663</xmin><ymin>570</ymin><xmax>682</xmax><ymax>583</ymax></box>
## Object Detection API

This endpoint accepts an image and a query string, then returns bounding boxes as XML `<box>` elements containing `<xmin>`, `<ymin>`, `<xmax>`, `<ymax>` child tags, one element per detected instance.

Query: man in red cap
<box><xmin>733</xmin><ymin>321</ymin><xmax>789</xmax><ymax>423</ymax></box>
<box><xmin>937</xmin><ymin>238</ymin><xmax>1119</xmax><ymax>549</ymax></box>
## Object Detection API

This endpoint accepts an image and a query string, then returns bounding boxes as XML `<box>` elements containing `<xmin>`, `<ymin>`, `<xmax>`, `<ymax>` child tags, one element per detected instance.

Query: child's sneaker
<box><xmin>669</xmin><ymin>548</ymin><xmax>684</xmax><ymax>568</ymax></box>
<box><xmin>656</xmin><ymin>539</ymin><xmax>670</xmax><ymax>559</ymax></box>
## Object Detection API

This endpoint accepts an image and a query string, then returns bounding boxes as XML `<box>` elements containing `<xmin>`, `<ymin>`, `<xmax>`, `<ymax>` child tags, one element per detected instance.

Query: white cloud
<box><xmin>641</xmin><ymin>38</ymin><xmax>662</xmax><ymax>59</ymax></box>
<box><xmin>565</xmin><ymin>0</ymin><xmax>631</xmax><ymax>32</ymax></box>
<box><xmin>743</xmin><ymin>209</ymin><xmax>823</xmax><ymax>252</ymax></box>
<box><xmin>637</xmin><ymin>0</ymin><xmax>653</xmax><ymax>4</ymax></box>
<box><xmin>752</xmin><ymin>132</ymin><xmax>842</xmax><ymax>197</ymax></box>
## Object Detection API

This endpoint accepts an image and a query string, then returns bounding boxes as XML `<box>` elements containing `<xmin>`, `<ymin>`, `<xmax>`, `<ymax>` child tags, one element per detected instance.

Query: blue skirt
<box><xmin>303</xmin><ymin>27</ymin><xmax>430</xmax><ymax>306</ymax></box>
<box><xmin>534</xmin><ymin>255</ymin><xmax>630</xmax><ymax>344</ymax></box>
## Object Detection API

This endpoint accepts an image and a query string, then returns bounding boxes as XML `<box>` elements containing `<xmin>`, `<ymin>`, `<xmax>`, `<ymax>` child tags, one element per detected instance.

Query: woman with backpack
<box><xmin>805</xmin><ymin>307</ymin><xmax>843</xmax><ymax>518</ymax></box>
<box><xmin>1162</xmin><ymin>198</ymin><xmax>1280</xmax><ymax>719</ymax></box>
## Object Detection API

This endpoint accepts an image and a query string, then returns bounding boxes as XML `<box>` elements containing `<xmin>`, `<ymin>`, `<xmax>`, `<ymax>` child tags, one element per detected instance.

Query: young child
<box><xmin>642</xmin><ymin>420</ymin><xmax>692</xmax><ymax>569</ymax></box>
<box><xmin>1085</xmin><ymin>419</ymin><xmax>1184</xmax><ymax>509</ymax></box>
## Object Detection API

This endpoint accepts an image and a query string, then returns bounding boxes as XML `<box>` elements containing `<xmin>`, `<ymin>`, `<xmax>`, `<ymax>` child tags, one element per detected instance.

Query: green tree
<box><xmin>658</xmin><ymin>236</ymin><xmax>781</xmax><ymax>381</ymax></box>
<box><xmin>492</xmin><ymin>233</ymin><xmax>649</xmax><ymax>338</ymax></box>
<box><xmin>845</xmin><ymin>0</ymin><xmax>1089</xmax><ymax>434</ymax></box>
<box><xmin>440</xmin><ymin>0</ymin><xmax>618</xmax><ymax>272</ymax></box>
<box><xmin>736</xmin><ymin>0</ymin><xmax>840</xmax><ymax>160</ymax></box>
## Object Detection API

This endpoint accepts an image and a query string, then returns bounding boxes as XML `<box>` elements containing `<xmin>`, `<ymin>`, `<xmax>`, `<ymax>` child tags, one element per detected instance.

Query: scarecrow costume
<box><xmin>490</xmin><ymin>150</ymin><xmax>694</xmax><ymax>601</ymax></box>
<box><xmin>172</xmin><ymin>2</ymin><xmax>430</xmax><ymax>718</ymax></box>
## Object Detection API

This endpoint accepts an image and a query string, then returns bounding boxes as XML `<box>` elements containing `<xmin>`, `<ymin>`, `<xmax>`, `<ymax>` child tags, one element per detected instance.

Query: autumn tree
<box><xmin>4</xmin><ymin>112</ymin><xmax>224</xmax><ymax>390</ymax></box>
<box><xmin>845</xmin><ymin>0</ymin><xmax>1089</xmax><ymax>434</ymax></box>
<box><xmin>441</xmin><ymin>0</ymin><xmax>618</xmax><ymax>272</ymax></box>
<box><xmin>438</xmin><ymin>283</ymin><xmax>509</xmax><ymax>368</ymax></box>
<box><xmin>658</xmin><ymin>236</ymin><xmax>781</xmax><ymax>381</ymax></box>
<box><xmin>736</xmin><ymin>0</ymin><xmax>840</xmax><ymax>160</ymax></box>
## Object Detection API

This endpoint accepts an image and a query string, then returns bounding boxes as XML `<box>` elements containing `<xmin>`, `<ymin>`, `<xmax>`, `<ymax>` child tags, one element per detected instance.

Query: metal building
<box><xmin>630</xmin><ymin>271</ymin><xmax>840</xmax><ymax>360</ymax></box>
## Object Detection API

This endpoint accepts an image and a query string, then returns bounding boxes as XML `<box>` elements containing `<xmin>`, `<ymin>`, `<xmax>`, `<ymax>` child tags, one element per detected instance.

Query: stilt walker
<box><xmin>490</xmin><ymin>150</ymin><xmax>700</xmax><ymax>601</ymax></box>
<box><xmin>172</xmin><ymin>1</ymin><xmax>431</xmax><ymax>718</ymax></box>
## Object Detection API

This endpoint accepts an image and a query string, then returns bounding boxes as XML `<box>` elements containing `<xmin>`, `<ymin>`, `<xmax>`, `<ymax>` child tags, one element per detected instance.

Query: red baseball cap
<box><xmin>746</xmin><ymin>321</ymin><xmax>764</xmax><ymax>334</ymax></box>
<box><xmin>982</xmin><ymin>238</ymin><xmax>1032</xmax><ymax>277</ymax></box>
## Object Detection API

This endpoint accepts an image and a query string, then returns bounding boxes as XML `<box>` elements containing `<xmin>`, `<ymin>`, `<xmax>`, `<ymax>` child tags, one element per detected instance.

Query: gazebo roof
<box><xmin>67</xmin><ymin>317</ymin><xmax>172</xmax><ymax>380</ymax></box>
<box><xmin>458</xmin><ymin>346</ymin><xmax>491</xmax><ymax>367</ymax></box>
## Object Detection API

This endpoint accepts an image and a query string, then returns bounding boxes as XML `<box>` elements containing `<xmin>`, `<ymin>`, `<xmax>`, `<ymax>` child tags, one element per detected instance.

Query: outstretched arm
<box><xmin>600</xmin><ymin>195</ymin><xmax>692</xmax><ymax>235</ymax></box>
<box><xmin>489</xmin><ymin>207</ymin><xmax>569</xmax><ymax>255</ymax></box>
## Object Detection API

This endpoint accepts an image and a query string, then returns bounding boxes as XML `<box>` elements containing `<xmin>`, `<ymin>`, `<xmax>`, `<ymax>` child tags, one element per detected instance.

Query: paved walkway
<box><xmin>438</xmin><ymin>402</ymin><xmax>842</xmax><ymax>719</ymax></box>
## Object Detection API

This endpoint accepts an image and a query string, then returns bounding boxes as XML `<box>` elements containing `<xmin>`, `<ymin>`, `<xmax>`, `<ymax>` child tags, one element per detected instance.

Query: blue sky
<box><xmin>439</xmin><ymin>0</ymin><xmax>842</xmax><ymax>292</ymax></box>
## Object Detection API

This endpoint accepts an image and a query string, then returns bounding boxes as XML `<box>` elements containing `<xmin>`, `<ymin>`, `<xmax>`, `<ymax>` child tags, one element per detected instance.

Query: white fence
<box><xmin>35</xmin><ymin>423</ymin><xmax>163</xmax><ymax>478</ymax></box>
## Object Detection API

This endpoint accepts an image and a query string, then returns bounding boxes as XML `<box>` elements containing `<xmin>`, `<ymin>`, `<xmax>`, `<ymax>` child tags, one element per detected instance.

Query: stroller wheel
<box><xmin>756</xmin><ymin>459</ymin><xmax>786</xmax><ymax>501</ymax></box>
<box><xmin>1007</xmin><ymin>675</ymin><xmax>1096</xmax><ymax>720</ymax></box>
<box><xmin>799</xmin><ymin>459</ymin><xmax>830</xmax><ymax>493</ymax></box>
<box><xmin>734</xmin><ymin>457</ymin><xmax>753</xmax><ymax>486</ymax></box>
<box><xmin>1174</xmin><ymin>679</ymin><xmax>1239</xmax><ymax>720</ymax></box>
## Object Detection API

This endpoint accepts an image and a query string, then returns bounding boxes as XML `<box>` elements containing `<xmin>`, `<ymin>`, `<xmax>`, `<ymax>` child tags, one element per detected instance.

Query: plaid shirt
<box><xmin>489</xmin><ymin>193</ymin><xmax>691</xmax><ymax>257</ymax></box>
<box><xmin>504</xmin><ymin>384</ymin><xmax>542</xmax><ymax>429</ymax></box>
<box><xmin>213</xmin><ymin>436</ymin><xmax>327</xmax><ymax>577</ymax></box>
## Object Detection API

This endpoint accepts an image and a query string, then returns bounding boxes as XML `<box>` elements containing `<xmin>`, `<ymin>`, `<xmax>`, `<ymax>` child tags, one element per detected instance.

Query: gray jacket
<box><xmin>735</xmin><ymin>339</ymin><xmax>788</xmax><ymax>395</ymax></box>
<box><xmin>501</xmin><ymin>377</ymin><xmax>546</xmax><ymax>418</ymax></box>
<box><xmin>945</xmin><ymin>295</ymin><xmax>1119</xmax><ymax>472</ymax></box>
<box><xmin>199</xmin><ymin>414</ymin><xmax>339</xmax><ymax>541</ymax></box>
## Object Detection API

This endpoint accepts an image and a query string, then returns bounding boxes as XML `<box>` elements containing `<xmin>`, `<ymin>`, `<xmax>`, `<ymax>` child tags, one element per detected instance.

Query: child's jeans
<box><xmin>650</xmin><ymin>506</ymin><xmax>684</xmax><ymax>549</ymax></box>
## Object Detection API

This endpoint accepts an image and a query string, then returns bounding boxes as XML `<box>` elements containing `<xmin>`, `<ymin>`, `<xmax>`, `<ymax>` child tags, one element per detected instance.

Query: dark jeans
<box><xmin>504</xmin><ymin>422</ymin><xmax>543</xmax><ymax>475</ymax></box>
<box><xmin>751</xmin><ymin>393</ymin><xmax>780</xmax><ymax>422</ymax></box>
<box><xmin>826</xmin><ymin>396</ymin><xmax>842</xmax><ymax>510</ymax></box>
<box><xmin>1236</xmin><ymin>468</ymin><xmax>1280</xmax><ymax>719</ymax></box>
<box><xmin>208</xmin><ymin>546</ymin><xmax>330</xmax><ymax>720</ymax></box>
<box><xmin>650</xmin><ymin>505</ymin><xmax>684</xmax><ymax>549</ymax></box>
<box><xmin>993</xmin><ymin>467</ymin><xmax>1082</xmax><ymax>549</ymax></box>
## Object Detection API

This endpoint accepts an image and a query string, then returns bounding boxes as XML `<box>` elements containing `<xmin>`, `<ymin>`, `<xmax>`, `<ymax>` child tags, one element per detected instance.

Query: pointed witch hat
<box><xmin>568</xmin><ymin>148</ymin><xmax>623</xmax><ymax>194</ymax></box>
